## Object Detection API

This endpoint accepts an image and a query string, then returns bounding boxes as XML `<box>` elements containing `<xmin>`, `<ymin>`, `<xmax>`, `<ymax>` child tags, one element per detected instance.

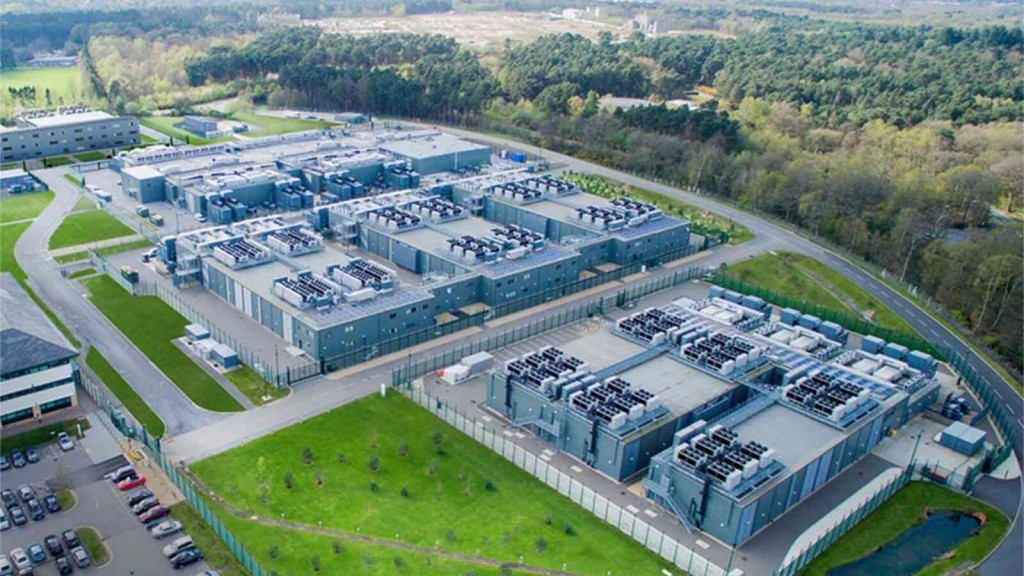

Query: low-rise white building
<box><xmin>0</xmin><ymin>273</ymin><xmax>79</xmax><ymax>426</ymax></box>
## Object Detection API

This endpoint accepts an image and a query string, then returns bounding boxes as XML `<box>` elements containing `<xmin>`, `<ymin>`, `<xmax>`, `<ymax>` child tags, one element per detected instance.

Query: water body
<box><xmin>828</xmin><ymin>511</ymin><xmax>981</xmax><ymax>576</ymax></box>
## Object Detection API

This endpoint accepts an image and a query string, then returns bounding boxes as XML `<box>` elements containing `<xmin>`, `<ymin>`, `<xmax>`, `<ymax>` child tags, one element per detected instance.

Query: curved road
<box><xmin>14</xmin><ymin>168</ymin><xmax>226</xmax><ymax>436</ymax></box>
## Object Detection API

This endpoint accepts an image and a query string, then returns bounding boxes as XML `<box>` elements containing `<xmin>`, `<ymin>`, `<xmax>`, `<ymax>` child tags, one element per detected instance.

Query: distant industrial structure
<box><xmin>0</xmin><ymin>273</ymin><xmax>79</xmax><ymax>426</ymax></box>
<box><xmin>0</xmin><ymin>107</ymin><xmax>140</xmax><ymax>162</ymax></box>
<box><xmin>485</xmin><ymin>285</ymin><xmax>940</xmax><ymax>545</ymax></box>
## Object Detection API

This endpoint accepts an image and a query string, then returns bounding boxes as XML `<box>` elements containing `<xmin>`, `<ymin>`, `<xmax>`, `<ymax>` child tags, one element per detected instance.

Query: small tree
<box><xmin>338</xmin><ymin>452</ymin><xmax>346</xmax><ymax>464</ymax></box>
<box><xmin>368</xmin><ymin>453</ymin><xmax>380</xmax><ymax>473</ymax></box>
<box><xmin>544</xmin><ymin>514</ymin><xmax>553</xmax><ymax>526</ymax></box>
<box><xmin>400</xmin><ymin>486</ymin><xmax>409</xmax><ymax>498</ymax></box>
<box><xmin>268</xmin><ymin>543</ymin><xmax>279</xmax><ymax>559</ymax></box>
<box><xmin>484</xmin><ymin>479</ymin><xmax>496</xmax><ymax>492</ymax></box>
<box><xmin>370</xmin><ymin>481</ymin><xmax>379</xmax><ymax>493</ymax></box>
<box><xmin>332</xmin><ymin>540</ymin><xmax>343</xmax><ymax>555</ymax></box>
<box><xmin>397</xmin><ymin>440</ymin><xmax>409</xmax><ymax>457</ymax></box>
<box><xmin>393</xmin><ymin>556</ymin><xmax>404</xmax><ymax>567</ymax></box>
<box><xmin>426</xmin><ymin>459</ymin><xmax>438</xmax><ymax>476</ymax></box>
<box><xmin>369</xmin><ymin>427</ymin><xmax>379</xmax><ymax>450</ymax></box>
<box><xmin>445</xmin><ymin>529</ymin><xmax>456</xmax><ymax>543</ymax></box>
<box><xmin>302</xmin><ymin>447</ymin><xmax>314</xmax><ymax>465</ymax></box>
<box><xmin>563</xmin><ymin>522</ymin><xmax>575</xmax><ymax>536</ymax></box>
<box><xmin>534</xmin><ymin>537</ymin><xmax>548</xmax><ymax>553</ymax></box>
<box><xmin>458</xmin><ymin>465</ymin><xmax>467</xmax><ymax>483</ymax></box>
<box><xmin>431</xmin><ymin>429</ymin><xmax>444</xmax><ymax>454</ymax></box>
<box><xmin>311</xmin><ymin>553</ymin><xmax>321</xmax><ymax>572</ymax></box>
<box><xmin>283</xmin><ymin>471</ymin><xmax>293</xmax><ymax>489</ymax></box>
<box><xmin>315</xmin><ymin>468</ymin><xmax>323</xmax><ymax>487</ymax></box>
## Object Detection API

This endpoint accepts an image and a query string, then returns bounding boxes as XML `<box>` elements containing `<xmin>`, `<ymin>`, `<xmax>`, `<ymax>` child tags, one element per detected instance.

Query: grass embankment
<box><xmin>84</xmin><ymin>347</ymin><xmax>166</xmax><ymax>437</ymax></box>
<box><xmin>562</xmin><ymin>172</ymin><xmax>753</xmax><ymax>244</ymax></box>
<box><xmin>67</xmin><ymin>268</ymin><xmax>96</xmax><ymax>279</ymax></box>
<box><xmin>168</xmin><ymin>503</ymin><xmax>248</xmax><ymax>576</ymax></box>
<box><xmin>224</xmin><ymin>366</ymin><xmax>289</xmax><ymax>406</ymax></box>
<box><xmin>193</xmin><ymin>393</ymin><xmax>674</xmax><ymax>576</ymax></box>
<box><xmin>728</xmin><ymin>251</ymin><xmax>916</xmax><ymax>334</ymax></box>
<box><xmin>0</xmin><ymin>191</ymin><xmax>55</xmax><ymax>224</ymax></box>
<box><xmin>72</xmin><ymin>196</ymin><xmax>98</xmax><ymax>212</ymax></box>
<box><xmin>54</xmin><ymin>239</ymin><xmax>153</xmax><ymax>264</ymax></box>
<box><xmin>73</xmin><ymin>151</ymin><xmax>108</xmax><ymax>162</ymax></box>
<box><xmin>63</xmin><ymin>173</ymin><xmax>83</xmax><ymax>187</ymax></box>
<box><xmin>0</xmin><ymin>417</ymin><xmax>91</xmax><ymax>453</ymax></box>
<box><xmin>81</xmin><ymin>275</ymin><xmax>243</xmax><ymax>412</ymax></box>
<box><xmin>231</xmin><ymin>111</ymin><xmax>335</xmax><ymax>136</ymax></box>
<box><xmin>76</xmin><ymin>527</ymin><xmax>110</xmax><ymax>566</ymax></box>
<box><xmin>802</xmin><ymin>482</ymin><xmax>1010</xmax><ymax>576</ymax></box>
<box><xmin>49</xmin><ymin>210</ymin><xmax>135</xmax><ymax>250</ymax></box>
<box><xmin>56</xmin><ymin>489</ymin><xmax>76</xmax><ymax>511</ymax></box>
<box><xmin>139</xmin><ymin>116</ymin><xmax>234</xmax><ymax>146</ymax></box>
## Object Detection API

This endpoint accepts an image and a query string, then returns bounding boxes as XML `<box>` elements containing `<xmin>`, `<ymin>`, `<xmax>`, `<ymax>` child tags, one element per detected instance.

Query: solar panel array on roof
<box><xmin>265</xmin><ymin>228</ymin><xmax>323</xmax><ymax>256</ymax></box>
<box><xmin>674</xmin><ymin>424</ymin><xmax>776</xmax><ymax>492</ymax></box>
<box><xmin>365</xmin><ymin>206</ymin><xmax>422</xmax><ymax>231</ymax></box>
<box><xmin>211</xmin><ymin>239</ymin><xmax>271</xmax><ymax>269</ymax></box>
<box><xmin>680</xmin><ymin>331</ymin><xmax>761</xmax><ymax>376</ymax></box>
<box><xmin>567</xmin><ymin>376</ymin><xmax>663</xmax><ymax>430</ymax></box>
<box><xmin>408</xmin><ymin>197</ymin><xmax>465</xmax><ymax>222</ymax></box>
<box><xmin>272</xmin><ymin>271</ymin><xmax>340</xmax><ymax>310</ymax></box>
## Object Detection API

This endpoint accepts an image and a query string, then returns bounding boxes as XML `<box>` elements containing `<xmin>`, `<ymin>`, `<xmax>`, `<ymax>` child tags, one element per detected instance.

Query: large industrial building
<box><xmin>0</xmin><ymin>107</ymin><xmax>140</xmax><ymax>162</ymax></box>
<box><xmin>484</xmin><ymin>285</ymin><xmax>940</xmax><ymax>546</ymax></box>
<box><xmin>0</xmin><ymin>273</ymin><xmax>79</xmax><ymax>426</ymax></box>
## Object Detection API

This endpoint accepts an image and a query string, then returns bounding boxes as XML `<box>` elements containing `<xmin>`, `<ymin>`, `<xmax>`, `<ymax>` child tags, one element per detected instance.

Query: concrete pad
<box><xmin>80</xmin><ymin>412</ymin><xmax>126</xmax><ymax>465</ymax></box>
<box><xmin>873</xmin><ymin>416</ymin><xmax>983</xmax><ymax>474</ymax></box>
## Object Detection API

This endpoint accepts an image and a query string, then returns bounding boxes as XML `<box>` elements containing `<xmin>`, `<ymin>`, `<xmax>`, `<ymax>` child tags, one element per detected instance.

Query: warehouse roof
<box><xmin>379</xmin><ymin>133</ymin><xmax>490</xmax><ymax>160</ymax></box>
<box><xmin>616</xmin><ymin>356</ymin><xmax>734</xmax><ymax>416</ymax></box>
<box><xmin>0</xmin><ymin>273</ymin><xmax>76</xmax><ymax>377</ymax></box>
<box><xmin>122</xmin><ymin>165</ymin><xmax>164</xmax><ymax>180</ymax></box>
<box><xmin>24</xmin><ymin>110</ymin><xmax>116</xmax><ymax>128</ymax></box>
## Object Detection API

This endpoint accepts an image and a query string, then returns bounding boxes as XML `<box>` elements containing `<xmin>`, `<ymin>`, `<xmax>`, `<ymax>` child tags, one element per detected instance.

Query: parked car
<box><xmin>24</xmin><ymin>448</ymin><xmax>40</xmax><ymax>464</ymax></box>
<box><xmin>43</xmin><ymin>494</ymin><xmax>61</xmax><ymax>514</ymax></box>
<box><xmin>150</xmin><ymin>520</ymin><xmax>183</xmax><ymax>539</ymax></box>
<box><xmin>169</xmin><ymin>548</ymin><xmax>203</xmax><ymax>570</ymax></box>
<box><xmin>162</xmin><ymin>536</ymin><xmax>195</xmax><ymax>558</ymax></box>
<box><xmin>0</xmin><ymin>554</ymin><xmax>11</xmax><ymax>576</ymax></box>
<box><xmin>44</xmin><ymin>535</ymin><xmax>63</xmax><ymax>557</ymax></box>
<box><xmin>56</xmin><ymin>433</ymin><xmax>74</xmax><ymax>452</ymax></box>
<box><xmin>109</xmin><ymin>465</ymin><xmax>135</xmax><ymax>483</ymax></box>
<box><xmin>139</xmin><ymin>505</ymin><xmax>169</xmax><ymax>523</ymax></box>
<box><xmin>127</xmin><ymin>490</ymin><xmax>154</xmax><ymax>507</ymax></box>
<box><xmin>17</xmin><ymin>486</ymin><xmax>34</xmax><ymax>502</ymax></box>
<box><xmin>53</xmin><ymin>556</ymin><xmax>72</xmax><ymax>575</ymax></box>
<box><xmin>9</xmin><ymin>548</ymin><xmax>31</xmax><ymax>575</ymax></box>
<box><xmin>9</xmin><ymin>506</ymin><xmax>27</xmax><ymax>526</ymax></box>
<box><xmin>0</xmin><ymin>455</ymin><xmax>10</xmax><ymax>471</ymax></box>
<box><xmin>1</xmin><ymin>490</ymin><xmax>17</xmax><ymax>509</ymax></box>
<box><xmin>61</xmin><ymin>530</ymin><xmax>80</xmax><ymax>549</ymax></box>
<box><xmin>118</xmin><ymin>476</ymin><xmax>146</xmax><ymax>491</ymax></box>
<box><xmin>0</xmin><ymin>509</ymin><xmax>9</xmax><ymax>531</ymax></box>
<box><xmin>10</xmin><ymin>450</ymin><xmax>26</xmax><ymax>468</ymax></box>
<box><xmin>25</xmin><ymin>544</ymin><xmax>45</xmax><ymax>565</ymax></box>
<box><xmin>132</xmin><ymin>497</ymin><xmax>160</xmax><ymax>515</ymax></box>
<box><xmin>26</xmin><ymin>499</ymin><xmax>45</xmax><ymax>521</ymax></box>
<box><xmin>70</xmin><ymin>546</ymin><xmax>90</xmax><ymax>569</ymax></box>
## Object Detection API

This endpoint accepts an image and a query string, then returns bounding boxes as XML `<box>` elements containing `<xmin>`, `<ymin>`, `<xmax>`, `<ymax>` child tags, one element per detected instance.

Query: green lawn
<box><xmin>67</xmin><ymin>267</ymin><xmax>96</xmax><ymax>279</ymax></box>
<box><xmin>141</xmin><ymin>133</ymin><xmax>159</xmax><ymax>144</ymax></box>
<box><xmin>193</xmin><ymin>394</ymin><xmax>674</xmax><ymax>576</ymax></box>
<box><xmin>224</xmin><ymin>366</ymin><xmax>289</xmax><ymax>406</ymax></box>
<box><xmin>72</xmin><ymin>196</ymin><xmax>98</xmax><ymax>212</ymax></box>
<box><xmin>56</xmin><ymin>489</ymin><xmax>76</xmax><ymax>511</ymax></box>
<box><xmin>169</xmin><ymin>503</ymin><xmax>248</xmax><ymax>576</ymax></box>
<box><xmin>139</xmin><ymin>116</ymin><xmax>234</xmax><ymax>146</ymax></box>
<box><xmin>54</xmin><ymin>238</ymin><xmax>154</xmax><ymax>264</ymax></box>
<box><xmin>0</xmin><ymin>191</ymin><xmax>55</xmax><ymax>224</ymax></box>
<box><xmin>727</xmin><ymin>251</ymin><xmax>915</xmax><ymax>333</ymax></box>
<box><xmin>49</xmin><ymin>210</ymin><xmax>135</xmax><ymax>250</ymax></box>
<box><xmin>44</xmin><ymin>156</ymin><xmax>75</xmax><ymax>168</ymax></box>
<box><xmin>82</xmin><ymin>275</ymin><xmax>243</xmax><ymax>412</ymax></box>
<box><xmin>232</xmin><ymin>111</ymin><xmax>335</xmax><ymax>136</ymax></box>
<box><xmin>77</xmin><ymin>527</ymin><xmax>110</xmax><ymax>566</ymax></box>
<box><xmin>0</xmin><ymin>220</ymin><xmax>80</xmax><ymax>347</ymax></box>
<box><xmin>803</xmin><ymin>482</ymin><xmax>1009</xmax><ymax>576</ymax></box>
<box><xmin>73</xmin><ymin>151</ymin><xmax>108</xmax><ymax>162</ymax></box>
<box><xmin>562</xmin><ymin>172</ymin><xmax>753</xmax><ymax>244</ymax></box>
<box><xmin>63</xmin><ymin>173</ymin><xmax>83</xmax><ymax>187</ymax></box>
<box><xmin>85</xmin><ymin>347</ymin><xmax>166</xmax><ymax>437</ymax></box>
<box><xmin>0</xmin><ymin>417</ymin><xmax>91</xmax><ymax>454</ymax></box>
<box><xmin>0</xmin><ymin>67</ymin><xmax>84</xmax><ymax>114</ymax></box>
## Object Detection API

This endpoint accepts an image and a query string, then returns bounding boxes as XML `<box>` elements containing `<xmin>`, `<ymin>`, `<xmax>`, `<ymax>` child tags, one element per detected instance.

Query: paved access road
<box><xmin>14</xmin><ymin>168</ymin><xmax>226</xmax><ymax>436</ymax></box>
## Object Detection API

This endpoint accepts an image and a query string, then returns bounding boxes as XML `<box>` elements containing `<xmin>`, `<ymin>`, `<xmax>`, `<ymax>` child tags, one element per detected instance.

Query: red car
<box><xmin>139</xmin><ymin>505</ymin><xmax>169</xmax><ymax>523</ymax></box>
<box><xmin>118</xmin><ymin>476</ymin><xmax>147</xmax><ymax>491</ymax></box>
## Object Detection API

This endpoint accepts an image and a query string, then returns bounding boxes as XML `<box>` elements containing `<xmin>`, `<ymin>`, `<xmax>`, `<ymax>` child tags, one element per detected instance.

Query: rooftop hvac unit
<box><xmin>347</xmin><ymin>287</ymin><xmax>376</xmax><ymax>303</ymax></box>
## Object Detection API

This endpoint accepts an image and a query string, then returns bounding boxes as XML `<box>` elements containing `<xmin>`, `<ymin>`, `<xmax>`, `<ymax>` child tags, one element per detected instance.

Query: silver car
<box><xmin>9</xmin><ymin>548</ymin><xmax>30</xmax><ymax>576</ymax></box>
<box><xmin>150</xmin><ymin>520</ymin><xmax>183</xmax><ymax>539</ymax></box>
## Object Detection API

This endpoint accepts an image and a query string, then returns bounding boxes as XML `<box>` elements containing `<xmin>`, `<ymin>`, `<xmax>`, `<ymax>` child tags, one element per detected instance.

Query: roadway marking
<box><xmin>695</xmin><ymin>539</ymin><xmax>711</xmax><ymax>549</ymax></box>
<box><xmin>626</xmin><ymin>505</ymin><xmax>640</xmax><ymax>514</ymax></box>
<box><xmin>570</xmin><ymin>465</ymin><xmax>583</xmax><ymax>473</ymax></box>
<box><xmin>539</xmin><ymin>453</ymin><xmax>551</xmax><ymax>462</ymax></box>
<box><xmin>643</xmin><ymin>509</ymin><xmax>658</xmax><ymax>518</ymax></box>
<box><xmin>542</xmin><ymin>449</ymin><xmax>556</xmax><ymax>456</ymax></box>
<box><xmin>481</xmin><ymin>415</ymin><xmax>492</xmax><ymax>423</ymax></box>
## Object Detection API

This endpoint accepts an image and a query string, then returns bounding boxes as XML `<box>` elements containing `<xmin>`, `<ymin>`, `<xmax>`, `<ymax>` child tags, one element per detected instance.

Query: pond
<box><xmin>828</xmin><ymin>511</ymin><xmax>981</xmax><ymax>576</ymax></box>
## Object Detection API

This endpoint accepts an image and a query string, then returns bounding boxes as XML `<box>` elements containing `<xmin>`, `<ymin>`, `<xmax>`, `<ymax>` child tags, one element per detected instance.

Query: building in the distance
<box><xmin>0</xmin><ymin>273</ymin><xmax>79</xmax><ymax>426</ymax></box>
<box><xmin>182</xmin><ymin>116</ymin><xmax>219</xmax><ymax>137</ymax></box>
<box><xmin>0</xmin><ymin>107</ymin><xmax>140</xmax><ymax>162</ymax></box>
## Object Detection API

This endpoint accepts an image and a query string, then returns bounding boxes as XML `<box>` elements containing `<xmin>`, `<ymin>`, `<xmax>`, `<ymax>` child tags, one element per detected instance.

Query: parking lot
<box><xmin>2</xmin><ymin>431</ymin><xmax>210</xmax><ymax>575</ymax></box>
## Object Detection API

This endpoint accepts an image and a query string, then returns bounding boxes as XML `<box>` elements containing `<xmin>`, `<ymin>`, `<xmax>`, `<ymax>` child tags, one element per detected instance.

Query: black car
<box><xmin>26</xmin><ymin>499</ymin><xmax>45</xmax><ymax>521</ymax></box>
<box><xmin>1</xmin><ymin>489</ymin><xmax>16</xmax><ymax>509</ymax></box>
<box><xmin>61</xmin><ymin>529</ymin><xmax>80</xmax><ymax>549</ymax></box>
<box><xmin>9</xmin><ymin>505</ymin><xmax>27</xmax><ymax>526</ymax></box>
<box><xmin>127</xmin><ymin>489</ymin><xmax>154</xmax><ymax>507</ymax></box>
<box><xmin>170</xmin><ymin>548</ymin><xmax>204</xmax><ymax>569</ymax></box>
<box><xmin>25</xmin><ymin>447</ymin><xmax>41</xmax><ymax>464</ymax></box>
<box><xmin>55</xmin><ymin>555</ymin><xmax>73</xmax><ymax>575</ymax></box>
<box><xmin>43</xmin><ymin>494</ymin><xmax>61</xmax><ymax>513</ymax></box>
<box><xmin>45</xmin><ymin>534</ymin><xmax>64</xmax><ymax>557</ymax></box>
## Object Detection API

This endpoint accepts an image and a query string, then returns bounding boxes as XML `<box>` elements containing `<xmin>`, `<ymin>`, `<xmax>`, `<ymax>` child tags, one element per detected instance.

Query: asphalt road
<box><xmin>14</xmin><ymin>168</ymin><xmax>226</xmax><ymax>436</ymax></box>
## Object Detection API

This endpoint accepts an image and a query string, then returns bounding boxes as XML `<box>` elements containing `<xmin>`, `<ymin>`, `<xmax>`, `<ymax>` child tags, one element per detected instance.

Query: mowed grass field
<box><xmin>84</xmin><ymin>347</ymin><xmax>166</xmax><ymax>437</ymax></box>
<box><xmin>803</xmin><ymin>482</ymin><xmax>1008</xmax><ymax>576</ymax></box>
<box><xmin>193</xmin><ymin>394</ymin><xmax>674</xmax><ymax>576</ymax></box>
<box><xmin>82</xmin><ymin>275</ymin><xmax>243</xmax><ymax>412</ymax></box>
<box><xmin>0</xmin><ymin>67</ymin><xmax>85</xmax><ymax>114</ymax></box>
<box><xmin>727</xmin><ymin>251</ymin><xmax>916</xmax><ymax>333</ymax></box>
<box><xmin>0</xmin><ymin>191</ymin><xmax>55</xmax><ymax>224</ymax></box>
<box><xmin>49</xmin><ymin>210</ymin><xmax>135</xmax><ymax>250</ymax></box>
<box><xmin>231</xmin><ymin>111</ymin><xmax>335</xmax><ymax>136</ymax></box>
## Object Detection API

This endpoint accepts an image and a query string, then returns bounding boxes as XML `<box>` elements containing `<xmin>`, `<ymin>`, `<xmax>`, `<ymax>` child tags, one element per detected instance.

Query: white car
<box><xmin>0</xmin><ymin>509</ymin><xmax>9</xmax><ymax>531</ymax></box>
<box><xmin>57</xmin><ymin>432</ymin><xmax>74</xmax><ymax>451</ymax></box>
<box><xmin>150</xmin><ymin>520</ymin><xmax>183</xmax><ymax>539</ymax></box>
<box><xmin>9</xmin><ymin>548</ymin><xmax>30</xmax><ymax>576</ymax></box>
<box><xmin>0</xmin><ymin>554</ymin><xmax>11</xmax><ymax>576</ymax></box>
<box><xmin>194</xmin><ymin>213</ymin><xmax>207</xmax><ymax>223</ymax></box>
<box><xmin>162</xmin><ymin>535</ymin><xmax>195</xmax><ymax>557</ymax></box>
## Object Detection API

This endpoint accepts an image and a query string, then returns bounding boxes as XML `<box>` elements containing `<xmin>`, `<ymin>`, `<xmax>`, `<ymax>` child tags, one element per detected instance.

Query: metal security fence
<box><xmin>89</xmin><ymin>250</ymin><xmax>142</xmax><ymax>294</ymax></box>
<box><xmin>946</xmin><ymin>349</ymin><xmax>1019</xmax><ymax>470</ymax></box>
<box><xmin>771</xmin><ymin>468</ymin><xmax>911</xmax><ymax>576</ymax></box>
<box><xmin>400</xmin><ymin>386</ymin><xmax>728</xmax><ymax>576</ymax></box>
<box><xmin>78</xmin><ymin>355</ymin><xmax>160</xmax><ymax>447</ymax></box>
<box><xmin>712</xmin><ymin>274</ymin><xmax>943</xmax><ymax>359</ymax></box>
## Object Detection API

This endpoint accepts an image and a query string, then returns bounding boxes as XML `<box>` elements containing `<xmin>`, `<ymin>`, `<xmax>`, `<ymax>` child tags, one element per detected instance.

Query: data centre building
<box><xmin>1</xmin><ymin>108</ymin><xmax>140</xmax><ymax>162</ymax></box>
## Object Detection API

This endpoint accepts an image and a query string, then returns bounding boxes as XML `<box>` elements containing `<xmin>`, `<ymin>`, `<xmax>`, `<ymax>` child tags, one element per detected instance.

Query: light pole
<box><xmin>909</xmin><ymin>433</ymin><xmax>922</xmax><ymax>471</ymax></box>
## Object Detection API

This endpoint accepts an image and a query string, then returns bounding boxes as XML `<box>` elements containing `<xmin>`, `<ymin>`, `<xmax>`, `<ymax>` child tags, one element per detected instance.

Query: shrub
<box><xmin>283</xmin><ymin>471</ymin><xmax>293</xmax><ymax>489</ymax></box>
<box><xmin>268</xmin><ymin>543</ymin><xmax>278</xmax><ymax>559</ymax></box>
<box><xmin>432</xmin><ymin>429</ymin><xmax>444</xmax><ymax>453</ymax></box>
<box><xmin>484</xmin><ymin>479</ymin><xmax>496</xmax><ymax>491</ymax></box>
<box><xmin>535</xmin><ymin>537</ymin><xmax>548</xmax><ymax>552</ymax></box>
<box><xmin>338</xmin><ymin>452</ymin><xmax>346</xmax><ymax>464</ymax></box>
<box><xmin>302</xmin><ymin>447</ymin><xmax>313</xmax><ymax>465</ymax></box>
<box><xmin>315</xmin><ymin>468</ymin><xmax>323</xmax><ymax>486</ymax></box>
<box><xmin>368</xmin><ymin>453</ymin><xmax>380</xmax><ymax>472</ymax></box>
<box><xmin>393</xmin><ymin>556</ymin><xmax>404</xmax><ymax>567</ymax></box>
<box><xmin>563</xmin><ymin>522</ymin><xmax>575</xmax><ymax>536</ymax></box>
<box><xmin>332</xmin><ymin>540</ymin><xmax>343</xmax><ymax>555</ymax></box>
<box><xmin>311</xmin><ymin>553</ymin><xmax>321</xmax><ymax>571</ymax></box>
<box><xmin>445</xmin><ymin>529</ymin><xmax>456</xmax><ymax>543</ymax></box>
<box><xmin>400</xmin><ymin>486</ymin><xmax>409</xmax><ymax>498</ymax></box>
<box><xmin>499</xmin><ymin>564</ymin><xmax>513</xmax><ymax>576</ymax></box>
<box><xmin>544</xmin><ymin>514</ymin><xmax>553</xmax><ymax>526</ymax></box>
<box><xmin>370</xmin><ymin>481</ymin><xmax>379</xmax><ymax>493</ymax></box>
<box><xmin>397</xmin><ymin>439</ymin><xmax>409</xmax><ymax>457</ymax></box>
<box><xmin>426</xmin><ymin>459</ymin><xmax>438</xmax><ymax>476</ymax></box>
